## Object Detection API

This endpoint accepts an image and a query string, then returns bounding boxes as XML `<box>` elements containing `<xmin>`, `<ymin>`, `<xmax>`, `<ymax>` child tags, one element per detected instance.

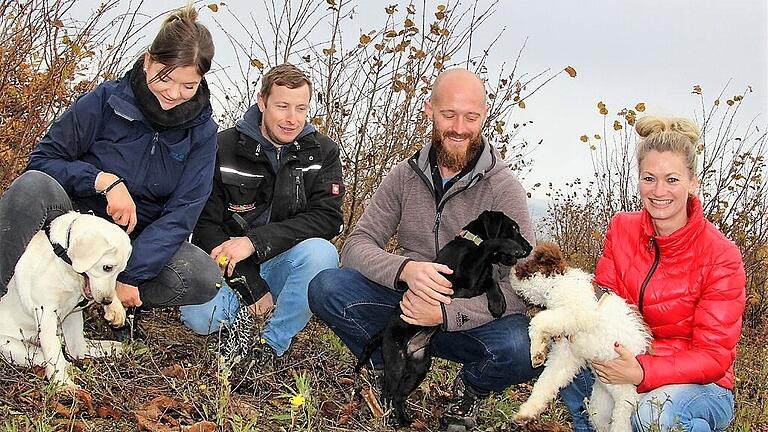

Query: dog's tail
<box><xmin>354</xmin><ymin>331</ymin><xmax>384</xmax><ymax>373</ymax></box>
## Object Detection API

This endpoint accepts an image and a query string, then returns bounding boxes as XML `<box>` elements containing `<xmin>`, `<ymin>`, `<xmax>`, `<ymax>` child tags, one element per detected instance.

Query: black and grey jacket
<box><xmin>192</xmin><ymin>106</ymin><xmax>344</xmax><ymax>301</ymax></box>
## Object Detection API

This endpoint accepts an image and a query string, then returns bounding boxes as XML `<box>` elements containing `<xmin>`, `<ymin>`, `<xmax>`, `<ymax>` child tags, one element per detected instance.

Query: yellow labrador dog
<box><xmin>0</xmin><ymin>211</ymin><xmax>131</xmax><ymax>390</ymax></box>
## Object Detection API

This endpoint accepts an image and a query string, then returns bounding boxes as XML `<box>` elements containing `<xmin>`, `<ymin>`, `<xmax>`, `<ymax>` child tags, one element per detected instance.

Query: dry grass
<box><xmin>1</xmin><ymin>307</ymin><xmax>765</xmax><ymax>431</ymax></box>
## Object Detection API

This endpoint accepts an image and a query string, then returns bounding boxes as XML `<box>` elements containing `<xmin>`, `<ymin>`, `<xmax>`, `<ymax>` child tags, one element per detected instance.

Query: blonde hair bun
<box><xmin>635</xmin><ymin>115</ymin><xmax>700</xmax><ymax>144</ymax></box>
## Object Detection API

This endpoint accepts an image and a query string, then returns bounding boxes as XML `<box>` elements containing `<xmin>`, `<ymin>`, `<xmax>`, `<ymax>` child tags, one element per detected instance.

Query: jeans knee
<box><xmin>11</xmin><ymin>171</ymin><xmax>71</xmax><ymax>213</ymax></box>
<box><xmin>180</xmin><ymin>304</ymin><xmax>225</xmax><ymax>335</ymax></box>
<box><xmin>308</xmin><ymin>268</ymin><xmax>337</xmax><ymax>315</ymax></box>
<box><xmin>292</xmin><ymin>238</ymin><xmax>339</xmax><ymax>270</ymax></box>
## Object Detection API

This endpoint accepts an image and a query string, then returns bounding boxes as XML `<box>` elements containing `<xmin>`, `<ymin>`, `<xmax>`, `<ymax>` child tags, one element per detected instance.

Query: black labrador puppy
<box><xmin>356</xmin><ymin>210</ymin><xmax>533</xmax><ymax>426</ymax></box>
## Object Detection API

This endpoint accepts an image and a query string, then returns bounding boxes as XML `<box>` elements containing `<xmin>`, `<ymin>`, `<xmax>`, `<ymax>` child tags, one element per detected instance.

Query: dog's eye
<box><xmin>103</xmin><ymin>265</ymin><xmax>115</xmax><ymax>272</ymax></box>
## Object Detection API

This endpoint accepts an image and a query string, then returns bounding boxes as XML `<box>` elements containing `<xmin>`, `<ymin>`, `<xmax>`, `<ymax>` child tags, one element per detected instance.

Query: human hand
<box><xmin>116</xmin><ymin>282</ymin><xmax>142</xmax><ymax>308</ymax></box>
<box><xmin>400</xmin><ymin>289</ymin><xmax>443</xmax><ymax>326</ymax></box>
<box><xmin>248</xmin><ymin>292</ymin><xmax>274</xmax><ymax>317</ymax></box>
<box><xmin>98</xmin><ymin>172</ymin><xmax>137</xmax><ymax>234</ymax></box>
<box><xmin>592</xmin><ymin>343</ymin><xmax>644</xmax><ymax>385</ymax></box>
<box><xmin>398</xmin><ymin>261</ymin><xmax>453</xmax><ymax>305</ymax></box>
<box><xmin>211</xmin><ymin>237</ymin><xmax>256</xmax><ymax>277</ymax></box>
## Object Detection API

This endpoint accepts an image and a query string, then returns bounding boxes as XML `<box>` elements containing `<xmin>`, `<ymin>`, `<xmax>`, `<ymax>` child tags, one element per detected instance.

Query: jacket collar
<box><xmin>641</xmin><ymin>195</ymin><xmax>706</xmax><ymax>255</ymax></box>
<box><xmin>411</xmin><ymin>137</ymin><xmax>498</xmax><ymax>190</ymax></box>
<box><xmin>235</xmin><ymin>105</ymin><xmax>317</xmax><ymax>152</ymax></box>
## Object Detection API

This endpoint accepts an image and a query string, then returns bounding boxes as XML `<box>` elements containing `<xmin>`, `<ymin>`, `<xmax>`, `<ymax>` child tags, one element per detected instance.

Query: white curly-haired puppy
<box><xmin>510</xmin><ymin>242</ymin><xmax>652</xmax><ymax>432</ymax></box>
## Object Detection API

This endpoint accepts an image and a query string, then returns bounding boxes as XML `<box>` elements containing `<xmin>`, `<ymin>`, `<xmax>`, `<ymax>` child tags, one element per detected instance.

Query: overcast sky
<box><xmin>80</xmin><ymin>0</ymin><xmax>767</xmax><ymax>200</ymax></box>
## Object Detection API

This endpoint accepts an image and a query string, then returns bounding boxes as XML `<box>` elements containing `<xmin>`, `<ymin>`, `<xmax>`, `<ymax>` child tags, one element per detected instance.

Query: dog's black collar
<box><xmin>458</xmin><ymin>229</ymin><xmax>483</xmax><ymax>246</ymax></box>
<box><xmin>44</xmin><ymin>218</ymin><xmax>77</xmax><ymax>267</ymax></box>
<box><xmin>594</xmin><ymin>285</ymin><xmax>612</xmax><ymax>302</ymax></box>
<box><xmin>44</xmin><ymin>219</ymin><xmax>91</xmax><ymax>307</ymax></box>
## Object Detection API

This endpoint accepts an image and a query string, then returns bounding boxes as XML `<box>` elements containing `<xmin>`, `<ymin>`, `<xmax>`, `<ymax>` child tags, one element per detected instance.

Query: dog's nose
<box><xmin>100</xmin><ymin>298</ymin><xmax>114</xmax><ymax>306</ymax></box>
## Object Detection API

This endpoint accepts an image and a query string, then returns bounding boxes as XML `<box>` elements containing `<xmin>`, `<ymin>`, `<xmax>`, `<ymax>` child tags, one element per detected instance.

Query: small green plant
<box><xmin>271</xmin><ymin>370</ymin><xmax>318</xmax><ymax>431</ymax></box>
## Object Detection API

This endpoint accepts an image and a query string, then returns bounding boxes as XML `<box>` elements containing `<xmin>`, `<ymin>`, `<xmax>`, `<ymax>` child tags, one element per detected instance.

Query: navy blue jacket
<box><xmin>28</xmin><ymin>73</ymin><xmax>218</xmax><ymax>286</ymax></box>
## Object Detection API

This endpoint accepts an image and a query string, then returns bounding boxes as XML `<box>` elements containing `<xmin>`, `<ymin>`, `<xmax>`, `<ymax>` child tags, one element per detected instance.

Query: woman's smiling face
<box><xmin>638</xmin><ymin>150</ymin><xmax>699</xmax><ymax>236</ymax></box>
<box><xmin>144</xmin><ymin>53</ymin><xmax>202</xmax><ymax>110</ymax></box>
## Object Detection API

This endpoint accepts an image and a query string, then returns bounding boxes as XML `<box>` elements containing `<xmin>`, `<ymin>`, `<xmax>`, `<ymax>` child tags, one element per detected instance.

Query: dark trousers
<box><xmin>0</xmin><ymin>170</ymin><xmax>218</xmax><ymax>307</ymax></box>
<box><xmin>308</xmin><ymin>267</ymin><xmax>542</xmax><ymax>393</ymax></box>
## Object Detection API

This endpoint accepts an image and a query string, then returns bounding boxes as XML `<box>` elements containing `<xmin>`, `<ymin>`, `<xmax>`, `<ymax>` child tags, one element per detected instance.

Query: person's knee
<box><xmin>11</xmin><ymin>171</ymin><xmax>71</xmax><ymax>213</ymax></box>
<box><xmin>292</xmin><ymin>238</ymin><xmax>339</xmax><ymax>270</ymax></box>
<box><xmin>174</xmin><ymin>243</ymin><xmax>221</xmax><ymax>304</ymax></box>
<box><xmin>179</xmin><ymin>303</ymin><xmax>225</xmax><ymax>335</ymax></box>
<box><xmin>632</xmin><ymin>394</ymin><xmax>682</xmax><ymax>430</ymax></box>
<box><xmin>308</xmin><ymin>268</ymin><xmax>338</xmax><ymax>315</ymax></box>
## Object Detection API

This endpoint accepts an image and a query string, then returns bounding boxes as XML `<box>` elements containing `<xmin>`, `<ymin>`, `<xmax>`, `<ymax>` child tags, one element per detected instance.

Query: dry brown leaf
<box><xmin>187</xmin><ymin>421</ymin><xmax>217</xmax><ymax>432</ymax></box>
<box><xmin>207</xmin><ymin>4</ymin><xmax>218</xmax><ymax>12</ymax></box>
<box><xmin>579</xmin><ymin>135</ymin><xmax>588</xmax><ymax>142</ymax></box>
<box><xmin>361</xmin><ymin>386</ymin><xmax>384</xmax><ymax>418</ymax></box>
<box><xmin>161</xmin><ymin>364</ymin><xmax>186</xmax><ymax>379</ymax></box>
<box><xmin>75</xmin><ymin>388</ymin><xmax>96</xmax><ymax>416</ymax></box>
<box><xmin>613</xmin><ymin>120</ymin><xmax>623</xmax><ymax>131</ymax></box>
<box><xmin>564</xmin><ymin>65</ymin><xmax>577</xmax><ymax>77</ymax></box>
<box><xmin>136</xmin><ymin>413</ymin><xmax>173</xmax><ymax>432</ymax></box>
<box><xmin>97</xmin><ymin>404</ymin><xmax>123</xmax><ymax>420</ymax></box>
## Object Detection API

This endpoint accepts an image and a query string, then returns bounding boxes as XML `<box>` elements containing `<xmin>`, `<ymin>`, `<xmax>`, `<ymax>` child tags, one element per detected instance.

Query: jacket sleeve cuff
<box><xmin>393</xmin><ymin>258</ymin><xmax>413</xmax><ymax>291</ymax></box>
<box><xmin>636</xmin><ymin>354</ymin><xmax>652</xmax><ymax>393</ymax></box>
<box><xmin>117</xmin><ymin>272</ymin><xmax>142</xmax><ymax>287</ymax></box>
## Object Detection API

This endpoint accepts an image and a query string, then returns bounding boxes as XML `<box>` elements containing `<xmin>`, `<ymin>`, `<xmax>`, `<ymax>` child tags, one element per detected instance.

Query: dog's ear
<box><xmin>69</xmin><ymin>233</ymin><xmax>113</xmax><ymax>274</ymax></box>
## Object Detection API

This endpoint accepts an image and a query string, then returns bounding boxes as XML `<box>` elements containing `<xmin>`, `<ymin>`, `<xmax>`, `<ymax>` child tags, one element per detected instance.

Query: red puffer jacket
<box><xmin>594</xmin><ymin>196</ymin><xmax>746</xmax><ymax>393</ymax></box>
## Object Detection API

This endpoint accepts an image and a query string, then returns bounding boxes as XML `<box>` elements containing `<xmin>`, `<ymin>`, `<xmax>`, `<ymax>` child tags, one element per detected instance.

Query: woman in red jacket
<box><xmin>561</xmin><ymin>115</ymin><xmax>746</xmax><ymax>431</ymax></box>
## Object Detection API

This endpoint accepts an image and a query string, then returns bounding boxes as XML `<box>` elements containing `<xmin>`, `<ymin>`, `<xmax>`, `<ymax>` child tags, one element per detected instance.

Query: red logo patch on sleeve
<box><xmin>331</xmin><ymin>183</ymin><xmax>340</xmax><ymax>195</ymax></box>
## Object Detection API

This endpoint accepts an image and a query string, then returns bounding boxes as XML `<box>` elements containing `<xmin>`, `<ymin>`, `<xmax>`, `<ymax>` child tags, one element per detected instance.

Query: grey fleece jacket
<box><xmin>340</xmin><ymin>139</ymin><xmax>536</xmax><ymax>332</ymax></box>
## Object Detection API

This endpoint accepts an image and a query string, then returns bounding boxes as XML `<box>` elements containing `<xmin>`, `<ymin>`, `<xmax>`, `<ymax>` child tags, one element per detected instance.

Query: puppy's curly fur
<box><xmin>515</xmin><ymin>242</ymin><xmax>567</xmax><ymax>280</ymax></box>
<box><xmin>511</xmin><ymin>242</ymin><xmax>652</xmax><ymax>432</ymax></box>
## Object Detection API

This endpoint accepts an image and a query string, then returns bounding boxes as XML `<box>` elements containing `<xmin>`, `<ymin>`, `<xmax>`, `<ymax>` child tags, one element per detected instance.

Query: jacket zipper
<box><xmin>295</xmin><ymin>174</ymin><xmax>301</xmax><ymax>203</ymax></box>
<box><xmin>638</xmin><ymin>236</ymin><xmax>660</xmax><ymax>314</ymax></box>
<box><xmin>150</xmin><ymin>133</ymin><xmax>158</xmax><ymax>155</ymax></box>
<box><xmin>408</xmin><ymin>158</ymin><xmax>484</xmax><ymax>256</ymax></box>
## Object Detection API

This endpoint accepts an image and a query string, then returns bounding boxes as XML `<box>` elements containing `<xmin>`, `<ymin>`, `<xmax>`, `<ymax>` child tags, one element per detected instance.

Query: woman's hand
<box><xmin>116</xmin><ymin>282</ymin><xmax>142</xmax><ymax>307</ymax></box>
<box><xmin>211</xmin><ymin>237</ymin><xmax>256</xmax><ymax>277</ymax></box>
<box><xmin>97</xmin><ymin>172</ymin><xmax>137</xmax><ymax>234</ymax></box>
<box><xmin>592</xmin><ymin>343</ymin><xmax>644</xmax><ymax>385</ymax></box>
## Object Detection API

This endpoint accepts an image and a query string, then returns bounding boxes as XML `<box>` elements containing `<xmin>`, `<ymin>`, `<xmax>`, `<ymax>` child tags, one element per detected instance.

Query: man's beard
<box><xmin>432</xmin><ymin>128</ymin><xmax>484</xmax><ymax>172</ymax></box>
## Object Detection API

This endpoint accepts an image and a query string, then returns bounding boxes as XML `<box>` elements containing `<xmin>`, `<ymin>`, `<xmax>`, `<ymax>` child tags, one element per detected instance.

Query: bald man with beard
<box><xmin>309</xmin><ymin>69</ymin><xmax>540</xmax><ymax>431</ymax></box>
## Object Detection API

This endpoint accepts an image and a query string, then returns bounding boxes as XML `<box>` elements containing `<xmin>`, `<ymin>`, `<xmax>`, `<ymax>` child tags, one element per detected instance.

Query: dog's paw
<box><xmin>512</xmin><ymin>410</ymin><xmax>536</xmax><ymax>425</ymax></box>
<box><xmin>531</xmin><ymin>350</ymin><xmax>547</xmax><ymax>368</ymax></box>
<box><xmin>529</xmin><ymin>339</ymin><xmax>549</xmax><ymax>368</ymax></box>
<box><xmin>103</xmin><ymin>302</ymin><xmax>126</xmax><ymax>327</ymax></box>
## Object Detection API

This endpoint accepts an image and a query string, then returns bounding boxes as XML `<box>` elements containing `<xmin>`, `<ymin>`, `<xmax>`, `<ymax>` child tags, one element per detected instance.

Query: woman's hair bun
<box><xmin>635</xmin><ymin>115</ymin><xmax>700</xmax><ymax>144</ymax></box>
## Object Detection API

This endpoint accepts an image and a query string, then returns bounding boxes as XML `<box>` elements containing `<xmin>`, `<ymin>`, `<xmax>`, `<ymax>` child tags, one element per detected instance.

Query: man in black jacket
<box><xmin>180</xmin><ymin>64</ymin><xmax>344</xmax><ymax>364</ymax></box>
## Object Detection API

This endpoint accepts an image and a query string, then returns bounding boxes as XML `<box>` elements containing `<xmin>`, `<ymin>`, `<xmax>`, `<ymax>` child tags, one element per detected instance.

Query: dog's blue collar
<box><xmin>458</xmin><ymin>229</ymin><xmax>483</xmax><ymax>246</ymax></box>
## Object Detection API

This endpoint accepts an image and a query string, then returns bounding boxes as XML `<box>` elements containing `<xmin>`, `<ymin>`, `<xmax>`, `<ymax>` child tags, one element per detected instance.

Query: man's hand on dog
<box><xmin>98</xmin><ymin>172</ymin><xmax>137</xmax><ymax>234</ymax></box>
<box><xmin>211</xmin><ymin>237</ymin><xmax>256</xmax><ymax>277</ymax></box>
<box><xmin>399</xmin><ymin>261</ymin><xmax>453</xmax><ymax>305</ymax></box>
<box><xmin>117</xmin><ymin>282</ymin><xmax>142</xmax><ymax>307</ymax></box>
<box><xmin>399</xmin><ymin>290</ymin><xmax>443</xmax><ymax>326</ymax></box>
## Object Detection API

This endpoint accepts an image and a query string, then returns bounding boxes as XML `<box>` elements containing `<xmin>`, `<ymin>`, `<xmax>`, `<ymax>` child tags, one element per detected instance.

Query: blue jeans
<box><xmin>562</xmin><ymin>368</ymin><xmax>735</xmax><ymax>431</ymax></box>
<box><xmin>308</xmin><ymin>268</ymin><xmax>542</xmax><ymax>393</ymax></box>
<box><xmin>180</xmin><ymin>238</ymin><xmax>339</xmax><ymax>356</ymax></box>
<box><xmin>0</xmin><ymin>171</ymin><xmax>219</xmax><ymax>306</ymax></box>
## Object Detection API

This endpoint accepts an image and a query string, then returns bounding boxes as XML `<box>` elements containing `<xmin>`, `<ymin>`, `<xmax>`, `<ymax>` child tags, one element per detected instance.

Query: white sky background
<box><xmin>76</xmin><ymin>0</ymin><xmax>767</xmax><ymax>200</ymax></box>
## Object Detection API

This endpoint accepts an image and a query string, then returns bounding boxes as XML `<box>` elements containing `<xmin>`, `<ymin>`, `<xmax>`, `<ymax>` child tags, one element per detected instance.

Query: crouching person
<box><xmin>309</xmin><ymin>68</ymin><xmax>540</xmax><ymax>431</ymax></box>
<box><xmin>180</xmin><ymin>64</ymin><xmax>345</xmax><ymax>367</ymax></box>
